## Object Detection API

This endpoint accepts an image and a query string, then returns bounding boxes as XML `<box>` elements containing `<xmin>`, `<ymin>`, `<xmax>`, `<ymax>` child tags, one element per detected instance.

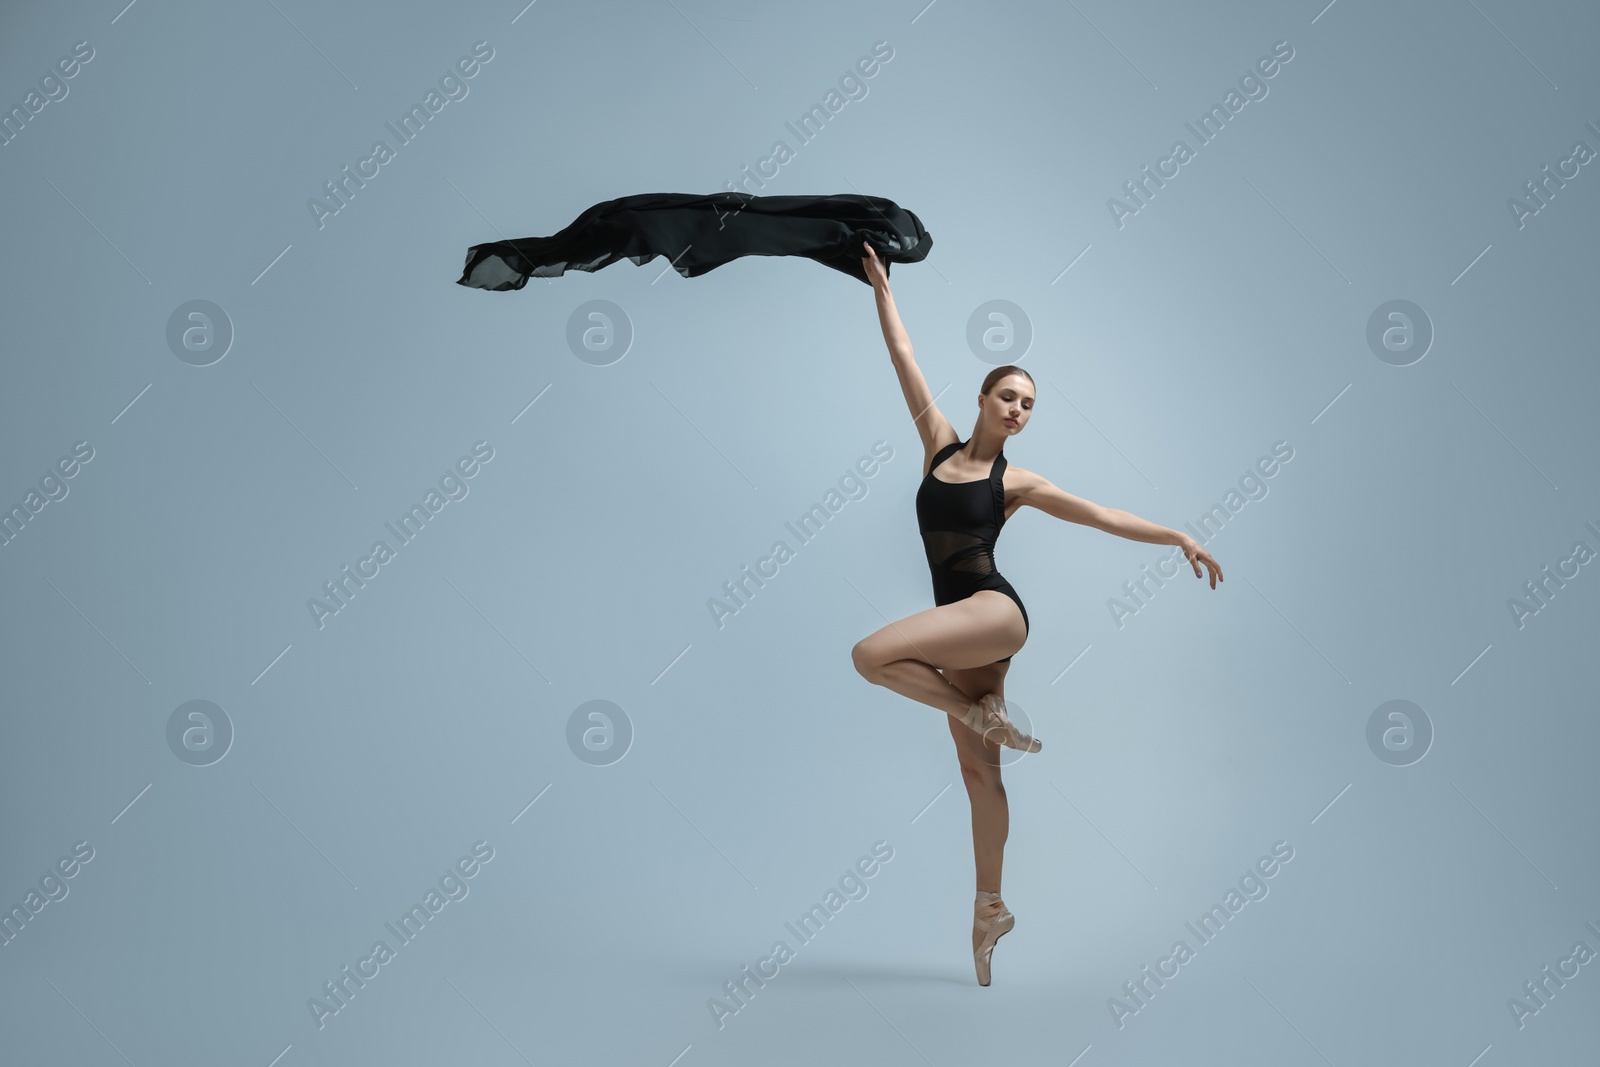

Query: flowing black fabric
<box><xmin>456</xmin><ymin>192</ymin><xmax>932</xmax><ymax>290</ymax></box>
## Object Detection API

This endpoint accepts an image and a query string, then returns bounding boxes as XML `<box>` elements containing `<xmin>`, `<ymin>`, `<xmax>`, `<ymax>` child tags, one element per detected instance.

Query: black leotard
<box><xmin>915</xmin><ymin>439</ymin><xmax>1029</xmax><ymax>663</ymax></box>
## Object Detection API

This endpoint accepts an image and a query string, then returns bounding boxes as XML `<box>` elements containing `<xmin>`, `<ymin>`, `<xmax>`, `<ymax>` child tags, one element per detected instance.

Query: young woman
<box><xmin>850</xmin><ymin>241</ymin><xmax>1223</xmax><ymax>985</ymax></box>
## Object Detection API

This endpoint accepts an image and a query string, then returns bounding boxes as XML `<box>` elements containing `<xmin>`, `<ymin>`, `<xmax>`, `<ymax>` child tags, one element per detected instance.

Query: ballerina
<box><xmin>849</xmin><ymin>241</ymin><xmax>1223</xmax><ymax>984</ymax></box>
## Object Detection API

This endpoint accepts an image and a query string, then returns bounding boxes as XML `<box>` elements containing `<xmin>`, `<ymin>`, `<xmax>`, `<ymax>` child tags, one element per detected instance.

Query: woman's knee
<box><xmin>851</xmin><ymin>638</ymin><xmax>880</xmax><ymax>679</ymax></box>
<box><xmin>959</xmin><ymin>760</ymin><xmax>1004</xmax><ymax>792</ymax></box>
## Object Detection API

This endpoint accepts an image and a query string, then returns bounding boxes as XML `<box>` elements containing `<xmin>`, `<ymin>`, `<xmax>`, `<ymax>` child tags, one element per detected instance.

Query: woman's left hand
<box><xmin>1182</xmin><ymin>539</ymin><xmax>1223</xmax><ymax>589</ymax></box>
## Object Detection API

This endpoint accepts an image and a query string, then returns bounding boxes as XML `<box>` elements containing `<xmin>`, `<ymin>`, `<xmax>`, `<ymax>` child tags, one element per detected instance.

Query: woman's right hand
<box><xmin>861</xmin><ymin>240</ymin><xmax>889</xmax><ymax>288</ymax></box>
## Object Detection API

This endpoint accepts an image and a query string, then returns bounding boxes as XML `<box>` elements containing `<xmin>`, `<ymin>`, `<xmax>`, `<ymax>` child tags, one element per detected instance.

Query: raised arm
<box><xmin>1011</xmin><ymin>467</ymin><xmax>1225</xmax><ymax>588</ymax></box>
<box><xmin>861</xmin><ymin>241</ymin><xmax>956</xmax><ymax>462</ymax></box>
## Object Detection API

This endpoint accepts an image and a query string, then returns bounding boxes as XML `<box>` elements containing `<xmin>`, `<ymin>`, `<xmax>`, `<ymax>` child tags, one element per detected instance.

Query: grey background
<box><xmin>3</xmin><ymin>0</ymin><xmax>1598</xmax><ymax>1064</ymax></box>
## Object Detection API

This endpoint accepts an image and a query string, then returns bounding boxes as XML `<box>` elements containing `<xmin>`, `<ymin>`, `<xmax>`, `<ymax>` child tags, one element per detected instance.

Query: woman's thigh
<box><xmin>855</xmin><ymin>590</ymin><xmax>1026</xmax><ymax>672</ymax></box>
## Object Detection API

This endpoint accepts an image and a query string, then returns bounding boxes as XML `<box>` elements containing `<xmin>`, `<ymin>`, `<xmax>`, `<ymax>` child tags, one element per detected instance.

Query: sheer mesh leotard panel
<box><xmin>914</xmin><ymin>440</ymin><xmax>1029</xmax><ymax>663</ymax></box>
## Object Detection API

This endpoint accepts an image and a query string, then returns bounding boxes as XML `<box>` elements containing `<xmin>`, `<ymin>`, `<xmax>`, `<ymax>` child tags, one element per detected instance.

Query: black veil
<box><xmin>457</xmin><ymin>191</ymin><xmax>931</xmax><ymax>290</ymax></box>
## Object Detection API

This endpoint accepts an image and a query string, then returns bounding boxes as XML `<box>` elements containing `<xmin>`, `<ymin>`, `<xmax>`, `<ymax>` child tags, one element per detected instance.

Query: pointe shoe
<box><xmin>959</xmin><ymin>693</ymin><xmax>1042</xmax><ymax>752</ymax></box>
<box><xmin>973</xmin><ymin>890</ymin><xmax>1015</xmax><ymax>986</ymax></box>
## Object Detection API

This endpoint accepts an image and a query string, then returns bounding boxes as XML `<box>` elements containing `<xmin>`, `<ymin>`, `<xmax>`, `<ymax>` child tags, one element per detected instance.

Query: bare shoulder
<box><xmin>1000</xmin><ymin>463</ymin><xmax>1039</xmax><ymax>520</ymax></box>
<box><xmin>1002</xmin><ymin>462</ymin><xmax>1043</xmax><ymax>495</ymax></box>
<box><xmin>1002</xmin><ymin>463</ymin><xmax>1105</xmax><ymax>528</ymax></box>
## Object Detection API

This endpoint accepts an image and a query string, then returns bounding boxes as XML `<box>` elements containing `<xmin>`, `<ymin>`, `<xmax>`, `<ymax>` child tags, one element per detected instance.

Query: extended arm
<box><xmin>863</xmin><ymin>242</ymin><xmax>954</xmax><ymax>456</ymax></box>
<box><xmin>871</xmin><ymin>272</ymin><xmax>912</xmax><ymax>361</ymax></box>
<box><xmin>1013</xmin><ymin>469</ymin><xmax>1224</xmax><ymax>588</ymax></box>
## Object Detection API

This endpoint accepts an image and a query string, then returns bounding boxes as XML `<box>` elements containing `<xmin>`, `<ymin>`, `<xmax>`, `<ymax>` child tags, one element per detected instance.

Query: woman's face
<box><xmin>984</xmin><ymin>375</ymin><xmax>1034</xmax><ymax>436</ymax></box>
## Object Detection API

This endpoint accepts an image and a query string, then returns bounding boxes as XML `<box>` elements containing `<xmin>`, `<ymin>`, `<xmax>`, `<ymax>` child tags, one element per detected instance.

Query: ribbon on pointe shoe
<box><xmin>960</xmin><ymin>693</ymin><xmax>1041</xmax><ymax>752</ymax></box>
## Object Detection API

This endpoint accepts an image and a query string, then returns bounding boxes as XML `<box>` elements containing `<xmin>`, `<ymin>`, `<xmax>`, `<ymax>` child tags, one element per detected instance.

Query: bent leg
<box><xmin>850</xmin><ymin>591</ymin><xmax>1026</xmax><ymax>719</ymax></box>
<box><xmin>943</xmin><ymin>662</ymin><xmax>1010</xmax><ymax>900</ymax></box>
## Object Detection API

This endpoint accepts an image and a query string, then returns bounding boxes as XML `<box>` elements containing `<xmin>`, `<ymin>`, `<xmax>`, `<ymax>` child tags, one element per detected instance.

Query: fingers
<box><xmin>1185</xmin><ymin>545</ymin><xmax>1223</xmax><ymax>589</ymax></box>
